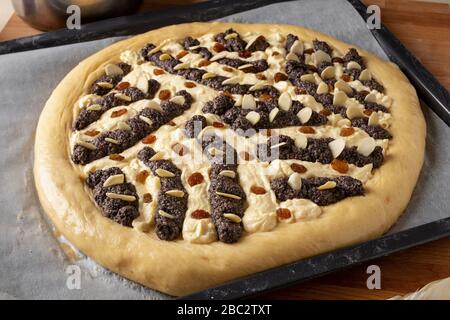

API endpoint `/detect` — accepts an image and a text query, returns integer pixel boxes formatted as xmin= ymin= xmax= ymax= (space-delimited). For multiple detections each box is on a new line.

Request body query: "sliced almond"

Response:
xmin=208 ymin=147 xmax=224 ymax=156
xmin=357 ymin=137 xmax=376 ymax=157
xmin=165 ymin=189 xmax=185 ymax=197
xmin=300 ymin=74 xmax=316 ymax=83
xmin=143 ymin=100 xmax=163 ymax=112
xmin=288 ymin=173 xmax=302 ymax=190
xmin=202 ymin=72 xmax=216 ymax=80
xmin=105 ymin=137 xmax=119 ymax=144
xmin=148 ymin=43 xmax=165 ymax=55
xmin=188 ymin=45 xmax=201 ymax=50
xmin=337 ymin=118 xmax=351 ymax=127
xmin=136 ymin=76 xmax=149 ymax=93
xmin=106 ymin=193 xmax=136 ymax=202
xmin=77 ymin=141 xmax=96 ymax=150
xmin=174 ymin=62 xmax=190 ymax=70
xmin=290 ymin=40 xmax=304 ymax=55
xmin=368 ymin=112 xmax=379 ymax=126
xmin=270 ymin=142 xmax=287 ymax=149
xmin=159 ymin=53 xmax=171 ymax=61
xmin=103 ymin=174 xmax=125 ymax=187
xmin=245 ymin=111 xmax=261 ymax=125
xmin=269 ymin=107 xmax=280 ymax=122
xmin=346 ymin=104 xmax=364 ymax=119
xmin=249 ymin=82 xmax=267 ymax=91
xmin=359 ymin=69 xmax=372 ymax=81
xmin=320 ymin=66 xmax=335 ymax=80
xmin=317 ymin=181 xmax=337 ymax=190
xmin=224 ymin=33 xmax=238 ymax=40
xmin=245 ymin=35 xmax=261 ymax=50
xmin=118 ymin=122 xmax=131 ymax=131
xmin=115 ymin=93 xmax=132 ymax=102
xmin=297 ymin=107 xmax=313 ymax=124
xmin=238 ymin=63 xmax=254 ymax=70
xmin=139 ymin=115 xmax=153 ymax=126
xmin=313 ymin=50 xmax=331 ymax=65
xmin=222 ymin=76 xmax=241 ymax=85
xmin=149 ymin=151 xmax=164 ymax=161
xmin=216 ymin=192 xmax=242 ymax=200
xmin=170 ymin=95 xmax=186 ymax=105
xmin=333 ymin=91 xmax=347 ymax=106
xmin=364 ymin=92 xmax=377 ymax=103
xmin=223 ymin=213 xmax=242 ymax=223
xmin=159 ymin=210 xmax=176 ymax=219
xmin=86 ymin=104 xmax=102 ymax=111
xmin=335 ymin=80 xmax=353 ymax=95
xmin=210 ymin=51 xmax=228 ymax=62
xmin=105 ymin=64 xmax=124 ymax=76
xmin=328 ymin=138 xmax=346 ymax=158
xmin=219 ymin=170 xmax=236 ymax=178
xmin=242 ymin=94 xmax=256 ymax=109
xmin=278 ymin=92 xmax=292 ymax=111
xmin=294 ymin=135 xmax=308 ymax=149
xmin=96 ymin=82 xmax=113 ymax=89
xmin=347 ymin=61 xmax=361 ymax=70
xmin=155 ymin=168 xmax=175 ymax=178
xmin=316 ymin=82 xmax=329 ymax=94
xmin=286 ymin=52 xmax=300 ymax=62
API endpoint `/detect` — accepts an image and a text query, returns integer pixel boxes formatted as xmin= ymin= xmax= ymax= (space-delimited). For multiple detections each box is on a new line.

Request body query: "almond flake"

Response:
xmin=347 ymin=61 xmax=361 ymax=70
xmin=208 ymin=147 xmax=223 ymax=156
xmin=320 ymin=66 xmax=335 ymax=80
xmin=202 ymin=72 xmax=216 ymax=80
xmin=105 ymin=64 xmax=124 ymax=76
xmin=170 ymin=95 xmax=186 ymax=105
xmin=249 ymin=83 xmax=267 ymax=91
xmin=290 ymin=40 xmax=304 ymax=55
xmin=288 ymin=173 xmax=302 ymax=190
xmin=278 ymin=92 xmax=292 ymax=111
xmin=242 ymin=94 xmax=256 ymax=109
xmin=158 ymin=210 xmax=175 ymax=219
xmin=148 ymin=43 xmax=165 ymax=55
xmin=316 ymin=82 xmax=329 ymax=94
xmin=224 ymin=33 xmax=238 ymax=40
xmin=297 ymin=107 xmax=313 ymax=124
xmin=165 ymin=190 xmax=185 ymax=197
xmin=149 ymin=152 xmax=164 ymax=161
xmin=286 ymin=52 xmax=299 ymax=62
xmin=96 ymin=82 xmax=113 ymax=89
xmin=105 ymin=137 xmax=119 ymax=144
xmin=106 ymin=193 xmax=136 ymax=202
xmin=210 ymin=51 xmax=228 ymax=62
xmin=357 ymin=137 xmax=377 ymax=157
xmin=222 ymin=77 xmax=241 ymax=85
xmin=317 ymin=181 xmax=337 ymax=190
xmin=334 ymin=80 xmax=353 ymax=94
xmin=333 ymin=91 xmax=347 ymax=106
xmin=368 ymin=112 xmax=379 ymax=126
xmin=174 ymin=62 xmax=190 ymax=70
xmin=87 ymin=104 xmax=102 ymax=111
xmin=346 ymin=104 xmax=364 ymax=119
xmin=216 ymin=192 xmax=242 ymax=200
xmin=245 ymin=35 xmax=261 ymax=50
xmin=118 ymin=122 xmax=131 ymax=131
xmin=269 ymin=107 xmax=279 ymax=122
xmin=313 ymin=50 xmax=331 ymax=65
xmin=188 ymin=45 xmax=201 ymax=50
xmin=159 ymin=53 xmax=171 ymax=61
xmin=364 ymin=92 xmax=377 ymax=103
xmin=328 ymin=138 xmax=346 ymax=158
xmin=155 ymin=168 xmax=175 ymax=178
xmin=136 ymin=76 xmax=149 ymax=93
xmin=103 ymin=174 xmax=124 ymax=187
xmin=238 ymin=63 xmax=254 ymax=70
xmin=115 ymin=93 xmax=132 ymax=102
xmin=219 ymin=170 xmax=236 ymax=178
xmin=270 ymin=142 xmax=287 ymax=149
xmin=223 ymin=213 xmax=242 ymax=223
xmin=143 ymin=100 xmax=163 ymax=112
xmin=245 ymin=111 xmax=261 ymax=125
xmin=77 ymin=141 xmax=96 ymax=150
xmin=139 ymin=115 xmax=153 ymax=126
xmin=337 ymin=118 xmax=351 ymax=127
xmin=359 ymin=69 xmax=372 ymax=81
xmin=300 ymin=74 xmax=316 ymax=83
xmin=294 ymin=135 xmax=308 ymax=149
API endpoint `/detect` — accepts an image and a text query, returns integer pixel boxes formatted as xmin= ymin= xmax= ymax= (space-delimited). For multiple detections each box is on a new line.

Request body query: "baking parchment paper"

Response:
xmin=0 ymin=0 xmax=448 ymax=299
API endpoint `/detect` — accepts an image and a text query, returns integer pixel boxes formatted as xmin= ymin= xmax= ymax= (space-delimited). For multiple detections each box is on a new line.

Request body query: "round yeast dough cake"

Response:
xmin=34 ymin=22 xmax=426 ymax=296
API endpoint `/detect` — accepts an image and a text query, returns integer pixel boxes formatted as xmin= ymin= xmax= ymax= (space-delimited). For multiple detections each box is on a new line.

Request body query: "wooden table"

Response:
xmin=1 ymin=0 xmax=449 ymax=299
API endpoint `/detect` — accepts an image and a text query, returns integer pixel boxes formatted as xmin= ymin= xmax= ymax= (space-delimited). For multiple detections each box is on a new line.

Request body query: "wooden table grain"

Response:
xmin=1 ymin=0 xmax=449 ymax=299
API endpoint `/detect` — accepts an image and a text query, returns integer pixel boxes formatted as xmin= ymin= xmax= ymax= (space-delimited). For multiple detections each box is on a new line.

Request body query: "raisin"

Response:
xmin=240 ymin=151 xmax=252 ymax=161
xmin=168 ymin=121 xmax=176 ymax=126
xmin=307 ymin=64 xmax=318 ymax=73
xmin=142 ymin=134 xmax=157 ymax=144
xmin=85 ymin=129 xmax=100 ymax=137
xmin=272 ymin=51 xmax=280 ymax=56
xmin=111 ymin=108 xmax=127 ymax=118
xmin=299 ymin=126 xmax=316 ymax=134
xmin=340 ymin=127 xmax=355 ymax=137
xmin=158 ymin=90 xmax=171 ymax=100
xmin=109 ymin=154 xmax=124 ymax=161
xmin=116 ymin=82 xmax=130 ymax=90
xmin=276 ymin=208 xmax=292 ymax=220
xmin=213 ymin=42 xmax=225 ymax=52
xmin=341 ymin=74 xmax=352 ymax=82
xmin=250 ymin=186 xmax=266 ymax=195
xmin=223 ymin=66 xmax=233 ymax=72
xmin=274 ymin=72 xmax=288 ymax=82
xmin=256 ymin=73 xmax=267 ymax=80
xmin=290 ymin=163 xmax=307 ymax=173
xmin=304 ymin=48 xmax=314 ymax=55
xmin=153 ymin=69 xmax=165 ymax=75
xmin=320 ymin=109 xmax=332 ymax=116
xmin=136 ymin=170 xmax=150 ymax=184
xmin=332 ymin=57 xmax=344 ymax=64
xmin=188 ymin=172 xmax=204 ymax=187
xmin=239 ymin=50 xmax=252 ymax=58
xmin=213 ymin=121 xmax=225 ymax=128
xmin=172 ymin=143 xmax=188 ymax=156
xmin=363 ymin=109 xmax=374 ymax=116
xmin=176 ymin=50 xmax=188 ymax=59
xmin=331 ymin=159 xmax=349 ymax=174
xmin=185 ymin=82 xmax=196 ymax=88
xmin=259 ymin=94 xmax=272 ymax=101
xmin=191 ymin=209 xmax=210 ymax=219
xmin=198 ymin=60 xmax=212 ymax=67
xmin=143 ymin=193 xmax=153 ymax=203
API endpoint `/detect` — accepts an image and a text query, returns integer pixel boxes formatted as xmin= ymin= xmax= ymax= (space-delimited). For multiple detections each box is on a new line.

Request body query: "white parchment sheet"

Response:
xmin=0 ymin=0 xmax=448 ymax=299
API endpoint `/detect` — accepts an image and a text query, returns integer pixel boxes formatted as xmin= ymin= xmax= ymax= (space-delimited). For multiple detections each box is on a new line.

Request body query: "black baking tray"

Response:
xmin=2 ymin=0 xmax=449 ymax=299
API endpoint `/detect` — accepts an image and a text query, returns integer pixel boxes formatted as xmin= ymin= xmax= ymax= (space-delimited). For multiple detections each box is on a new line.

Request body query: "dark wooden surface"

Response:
xmin=1 ymin=0 xmax=449 ymax=299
